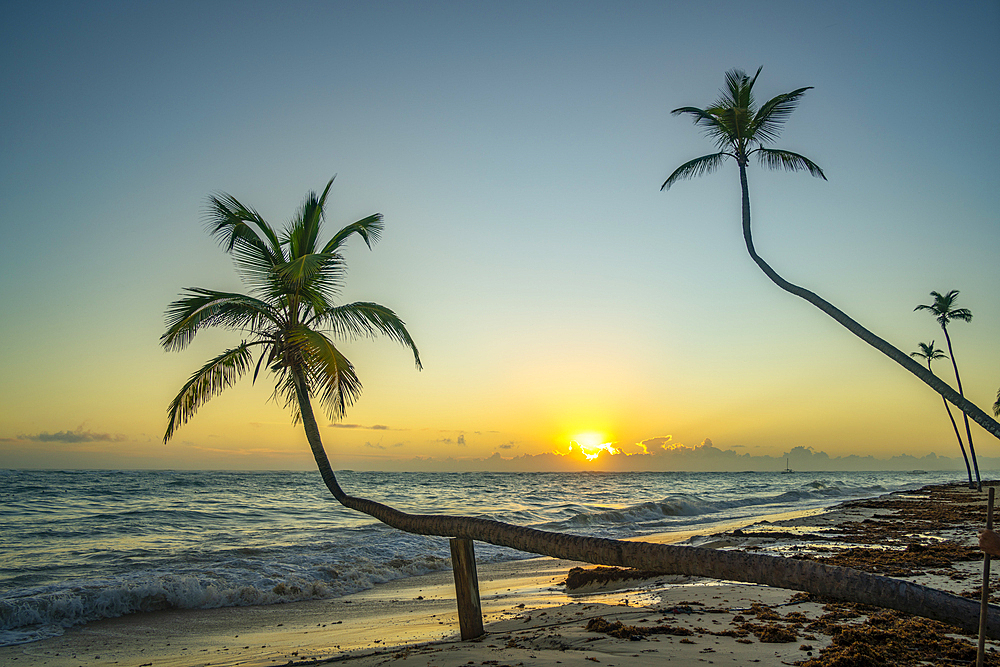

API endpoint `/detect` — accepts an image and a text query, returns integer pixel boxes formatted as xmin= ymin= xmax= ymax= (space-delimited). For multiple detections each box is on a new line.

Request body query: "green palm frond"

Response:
xmin=205 ymin=193 xmax=283 ymax=260
xmin=755 ymin=148 xmax=827 ymax=179
xmin=161 ymin=289 xmax=277 ymax=351
xmin=285 ymin=178 xmax=334 ymax=259
xmin=277 ymin=252 xmax=346 ymax=294
xmin=750 ymin=87 xmax=812 ymax=144
xmin=661 ymin=153 xmax=729 ymax=191
xmin=286 ymin=326 xmax=364 ymax=421
xmin=313 ymin=302 xmax=423 ymax=369
xmin=322 ymin=214 xmax=385 ymax=253
xmin=163 ymin=343 xmax=255 ymax=442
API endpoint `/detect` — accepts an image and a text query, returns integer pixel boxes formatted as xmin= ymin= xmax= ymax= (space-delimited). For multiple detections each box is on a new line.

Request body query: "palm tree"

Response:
xmin=661 ymin=68 xmax=1000 ymax=443
xmin=160 ymin=179 xmax=998 ymax=637
xmin=915 ymin=291 xmax=980 ymax=490
xmin=162 ymin=177 xmax=422 ymax=453
xmin=911 ymin=341 xmax=973 ymax=488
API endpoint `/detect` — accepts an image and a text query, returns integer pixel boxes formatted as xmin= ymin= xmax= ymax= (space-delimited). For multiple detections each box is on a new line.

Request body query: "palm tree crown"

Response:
xmin=662 ymin=67 xmax=826 ymax=191
xmin=910 ymin=341 xmax=947 ymax=365
xmin=162 ymin=178 xmax=421 ymax=442
xmin=914 ymin=290 xmax=972 ymax=329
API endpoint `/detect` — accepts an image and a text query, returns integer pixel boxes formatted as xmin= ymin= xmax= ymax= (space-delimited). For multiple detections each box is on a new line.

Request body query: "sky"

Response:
xmin=0 ymin=0 xmax=997 ymax=472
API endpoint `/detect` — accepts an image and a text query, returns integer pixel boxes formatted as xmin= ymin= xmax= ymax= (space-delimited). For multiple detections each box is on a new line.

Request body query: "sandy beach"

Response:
xmin=4 ymin=482 xmax=999 ymax=666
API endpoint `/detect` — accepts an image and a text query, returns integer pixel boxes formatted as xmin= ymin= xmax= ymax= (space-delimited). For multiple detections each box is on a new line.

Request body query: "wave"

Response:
xmin=540 ymin=480 xmax=891 ymax=534
xmin=0 ymin=548 xmax=453 ymax=647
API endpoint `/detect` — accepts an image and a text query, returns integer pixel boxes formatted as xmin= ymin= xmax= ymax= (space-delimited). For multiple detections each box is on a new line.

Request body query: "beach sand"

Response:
xmin=4 ymin=482 xmax=999 ymax=666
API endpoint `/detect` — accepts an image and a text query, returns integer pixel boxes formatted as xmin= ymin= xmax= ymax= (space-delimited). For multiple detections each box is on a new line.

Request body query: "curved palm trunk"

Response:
xmin=942 ymin=327 xmax=981 ymax=491
xmin=290 ymin=370 xmax=999 ymax=637
xmin=736 ymin=165 xmax=1000 ymax=444
xmin=928 ymin=360 xmax=975 ymax=489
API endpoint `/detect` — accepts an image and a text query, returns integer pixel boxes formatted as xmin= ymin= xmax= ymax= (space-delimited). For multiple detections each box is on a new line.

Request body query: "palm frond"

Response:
xmin=911 ymin=341 xmax=946 ymax=363
xmin=205 ymin=193 xmax=283 ymax=260
xmin=994 ymin=387 xmax=999 ymax=417
xmin=161 ymin=289 xmax=277 ymax=351
xmin=947 ymin=308 xmax=972 ymax=323
xmin=286 ymin=327 xmax=363 ymax=421
xmin=754 ymin=148 xmax=827 ymax=179
xmin=750 ymin=86 xmax=812 ymax=144
xmin=286 ymin=179 xmax=334 ymax=259
xmin=322 ymin=214 xmax=385 ymax=253
xmin=163 ymin=343 xmax=255 ymax=442
xmin=661 ymin=153 xmax=730 ymax=190
xmin=916 ymin=290 xmax=972 ymax=326
xmin=313 ymin=302 xmax=422 ymax=369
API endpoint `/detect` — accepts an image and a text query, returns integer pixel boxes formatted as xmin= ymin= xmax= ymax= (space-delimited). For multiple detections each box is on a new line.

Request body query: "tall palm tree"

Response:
xmin=161 ymin=179 xmax=998 ymax=636
xmin=915 ymin=290 xmax=980 ymax=490
xmin=911 ymin=341 xmax=972 ymax=488
xmin=661 ymin=68 xmax=1000 ymax=443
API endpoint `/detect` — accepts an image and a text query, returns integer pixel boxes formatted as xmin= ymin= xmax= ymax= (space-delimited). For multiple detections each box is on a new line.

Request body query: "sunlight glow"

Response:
xmin=569 ymin=432 xmax=621 ymax=461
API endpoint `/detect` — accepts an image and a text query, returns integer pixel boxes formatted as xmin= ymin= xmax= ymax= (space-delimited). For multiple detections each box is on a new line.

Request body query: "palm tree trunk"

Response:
xmin=942 ymin=327 xmax=981 ymax=491
xmin=926 ymin=359 xmax=974 ymax=488
xmin=736 ymin=164 xmax=1000 ymax=443
xmin=289 ymin=367 xmax=998 ymax=636
xmin=943 ymin=394 xmax=974 ymax=489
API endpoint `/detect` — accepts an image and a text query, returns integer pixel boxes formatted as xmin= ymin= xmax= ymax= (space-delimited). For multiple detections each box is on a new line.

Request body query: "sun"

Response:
xmin=569 ymin=432 xmax=620 ymax=461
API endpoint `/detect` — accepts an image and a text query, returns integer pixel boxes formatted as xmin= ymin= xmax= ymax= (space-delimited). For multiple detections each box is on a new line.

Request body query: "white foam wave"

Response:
xmin=0 ymin=550 xmax=452 ymax=646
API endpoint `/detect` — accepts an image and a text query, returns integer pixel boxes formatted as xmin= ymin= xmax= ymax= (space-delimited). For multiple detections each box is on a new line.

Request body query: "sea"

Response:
xmin=0 ymin=468 xmax=967 ymax=646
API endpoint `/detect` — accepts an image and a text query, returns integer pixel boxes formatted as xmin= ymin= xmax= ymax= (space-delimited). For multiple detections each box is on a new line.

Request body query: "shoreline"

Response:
xmin=3 ymin=482 xmax=997 ymax=665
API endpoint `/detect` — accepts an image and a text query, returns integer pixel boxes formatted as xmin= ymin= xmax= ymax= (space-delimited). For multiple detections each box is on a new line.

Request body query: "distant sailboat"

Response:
xmin=782 ymin=457 xmax=793 ymax=474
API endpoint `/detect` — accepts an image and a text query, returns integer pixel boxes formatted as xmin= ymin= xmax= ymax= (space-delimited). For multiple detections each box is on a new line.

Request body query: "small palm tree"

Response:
xmin=911 ymin=341 xmax=972 ymax=488
xmin=661 ymin=68 xmax=1000 ymax=444
xmin=162 ymin=178 xmax=422 ymax=489
xmin=915 ymin=290 xmax=980 ymax=490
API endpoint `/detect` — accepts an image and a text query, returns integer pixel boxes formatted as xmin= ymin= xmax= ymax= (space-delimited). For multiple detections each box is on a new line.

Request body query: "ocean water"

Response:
xmin=0 ymin=468 xmax=964 ymax=646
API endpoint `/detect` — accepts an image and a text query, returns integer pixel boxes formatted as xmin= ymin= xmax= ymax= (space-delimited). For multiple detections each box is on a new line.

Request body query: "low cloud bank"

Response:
xmin=17 ymin=428 xmax=126 ymax=443
xmin=355 ymin=440 xmax=992 ymax=473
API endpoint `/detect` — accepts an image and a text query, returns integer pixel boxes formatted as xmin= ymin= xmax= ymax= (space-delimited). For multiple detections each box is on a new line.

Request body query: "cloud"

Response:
xmin=18 ymin=428 xmax=126 ymax=443
xmin=457 ymin=434 xmax=466 ymax=446
xmin=350 ymin=435 xmax=983 ymax=473
xmin=330 ymin=423 xmax=391 ymax=430
xmin=365 ymin=441 xmax=405 ymax=450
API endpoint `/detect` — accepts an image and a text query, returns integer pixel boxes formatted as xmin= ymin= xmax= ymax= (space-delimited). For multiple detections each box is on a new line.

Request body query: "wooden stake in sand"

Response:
xmin=978 ymin=485 xmax=994 ymax=667
xmin=450 ymin=538 xmax=485 ymax=640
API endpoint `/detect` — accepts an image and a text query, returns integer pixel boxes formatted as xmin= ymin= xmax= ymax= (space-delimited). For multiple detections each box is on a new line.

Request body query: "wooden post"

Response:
xmin=450 ymin=537 xmax=485 ymax=640
xmin=978 ymin=486 xmax=995 ymax=667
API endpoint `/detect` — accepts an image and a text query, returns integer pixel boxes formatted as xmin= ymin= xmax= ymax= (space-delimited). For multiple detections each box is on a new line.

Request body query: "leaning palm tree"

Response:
xmin=916 ymin=290 xmax=980 ymax=490
xmin=162 ymin=179 xmax=998 ymax=637
xmin=911 ymin=341 xmax=973 ymax=488
xmin=661 ymin=68 xmax=1000 ymax=442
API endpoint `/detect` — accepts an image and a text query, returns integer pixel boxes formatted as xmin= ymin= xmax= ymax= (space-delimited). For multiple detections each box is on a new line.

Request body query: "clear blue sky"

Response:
xmin=1 ymin=0 xmax=997 ymax=470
